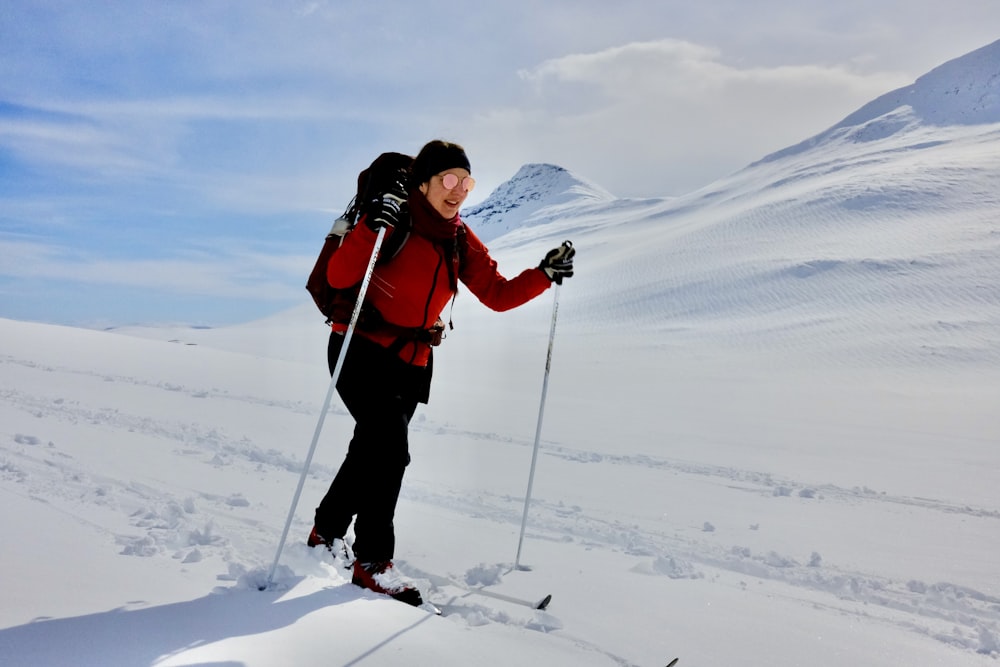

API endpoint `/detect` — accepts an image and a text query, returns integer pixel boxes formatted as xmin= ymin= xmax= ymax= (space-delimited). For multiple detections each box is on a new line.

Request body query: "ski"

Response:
xmin=351 ymin=582 xmax=442 ymax=615
xmin=312 ymin=546 xmax=550 ymax=614
xmin=469 ymin=587 xmax=552 ymax=610
xmin=666 ymin=659 xmax=679 ymax=666
xmin=421 ymin=572 xmax=552 ymax=610
xmin=419 ymin=601 xmax=443 ymax=616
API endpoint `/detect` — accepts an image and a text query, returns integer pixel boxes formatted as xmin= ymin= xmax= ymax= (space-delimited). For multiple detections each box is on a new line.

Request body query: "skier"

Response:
xmin=308 ymin=140 xmax=575 ymax=605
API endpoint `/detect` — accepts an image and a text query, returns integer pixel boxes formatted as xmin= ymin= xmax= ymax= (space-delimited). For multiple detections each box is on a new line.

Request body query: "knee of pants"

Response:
xmin=351 ymin=424 xmax=410 ymax=469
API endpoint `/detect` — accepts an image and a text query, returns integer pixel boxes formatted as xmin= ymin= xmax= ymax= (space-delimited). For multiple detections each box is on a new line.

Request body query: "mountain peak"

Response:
xmin=758 ymin=39 xmax=1000 ymax=163
xmin=462 ymin=163 xmax=614 ymax=241
xmin=857 ymin=38 xmax=1000 ymax=126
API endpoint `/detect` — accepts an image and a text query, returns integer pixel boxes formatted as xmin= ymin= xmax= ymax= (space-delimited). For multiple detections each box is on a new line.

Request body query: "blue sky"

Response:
xmin=1 ymin=1 xmax=997 ymax=327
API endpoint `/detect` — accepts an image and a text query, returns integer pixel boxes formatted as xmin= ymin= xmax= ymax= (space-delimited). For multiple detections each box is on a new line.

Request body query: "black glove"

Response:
xmin=539 ymin=241 xmax=575 ymax=284
xmin=365 ymin=174 xmax=409 ymax=231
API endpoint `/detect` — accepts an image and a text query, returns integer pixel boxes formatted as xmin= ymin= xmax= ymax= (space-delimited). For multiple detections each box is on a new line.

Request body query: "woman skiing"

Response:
xmin=308 ymin=140 xmax=575 ymax=606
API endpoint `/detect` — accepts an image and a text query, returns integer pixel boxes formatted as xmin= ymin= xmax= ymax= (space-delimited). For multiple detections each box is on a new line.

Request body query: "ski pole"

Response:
xmin=514 ymin=275 xmax=563 ymax=570
xmin=262 ymin=225 xmax=387 ymax=591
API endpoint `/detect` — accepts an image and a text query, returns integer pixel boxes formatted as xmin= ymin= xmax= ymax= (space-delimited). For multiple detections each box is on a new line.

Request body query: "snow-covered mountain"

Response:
xmin=451 ymin=39 xmax=1000 ymax=368
xmin=462 ymin=163 xmax=619 ymax=241
xmin=759 ymin=37 xmax=1000 ymax=162
xmin=3 ymin=42 xmax=1000 ymax=667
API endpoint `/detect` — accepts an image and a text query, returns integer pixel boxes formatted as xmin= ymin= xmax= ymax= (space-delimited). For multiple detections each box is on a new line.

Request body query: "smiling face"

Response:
xmin=419 ymin=168 xmax=472 ymax=219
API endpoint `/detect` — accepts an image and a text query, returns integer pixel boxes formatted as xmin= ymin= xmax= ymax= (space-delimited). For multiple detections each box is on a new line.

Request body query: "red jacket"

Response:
xmin=327 ymin=220 xmax=552 ymax=366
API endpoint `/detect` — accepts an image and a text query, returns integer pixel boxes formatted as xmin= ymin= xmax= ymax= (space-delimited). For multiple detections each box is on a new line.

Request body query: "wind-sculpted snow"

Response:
xmin=2 ymin=317 xmax=999 ymax=664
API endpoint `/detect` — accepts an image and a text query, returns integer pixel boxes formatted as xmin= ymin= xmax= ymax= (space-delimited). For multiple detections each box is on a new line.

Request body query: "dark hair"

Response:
xmin=410 ymin=140 xmax=471 ymax=186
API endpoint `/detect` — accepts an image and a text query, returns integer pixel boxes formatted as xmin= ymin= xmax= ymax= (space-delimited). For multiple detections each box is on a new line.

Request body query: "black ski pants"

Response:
xmin=313 ymin=332 xmax=430 ymax=563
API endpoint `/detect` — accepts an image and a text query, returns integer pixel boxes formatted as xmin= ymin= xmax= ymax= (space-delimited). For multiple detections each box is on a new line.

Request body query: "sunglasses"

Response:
xmin=439 ymin=172 xmax=476 ymax=192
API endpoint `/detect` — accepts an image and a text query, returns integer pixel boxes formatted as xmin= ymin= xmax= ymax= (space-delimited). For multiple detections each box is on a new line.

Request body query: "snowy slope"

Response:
xmin=759 ymin=37 xmax=1000 ymax=160
xmin=3 ymin=42 xmax=1000 ymax=667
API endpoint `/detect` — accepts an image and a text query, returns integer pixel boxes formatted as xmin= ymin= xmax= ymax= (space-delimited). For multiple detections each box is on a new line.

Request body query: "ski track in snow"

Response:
xmin=3 ymin=348 xmax=998 ymax=657
xmin=401 ymin=432 xmax=1000 ymax=656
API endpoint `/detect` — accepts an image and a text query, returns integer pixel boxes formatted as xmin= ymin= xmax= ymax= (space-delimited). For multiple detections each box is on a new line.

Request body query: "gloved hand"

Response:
xmin=539 ymin=241 xmax=575 ymax=284
xmin=367 ymin=193 xmax=406 ymax=231
xmin=366 ymin=174 xmax=409 ymax=231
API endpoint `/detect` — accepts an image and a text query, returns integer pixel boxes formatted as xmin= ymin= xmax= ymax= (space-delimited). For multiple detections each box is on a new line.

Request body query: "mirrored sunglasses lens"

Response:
xmin=441 ymin=173 xmax=475 ymax=191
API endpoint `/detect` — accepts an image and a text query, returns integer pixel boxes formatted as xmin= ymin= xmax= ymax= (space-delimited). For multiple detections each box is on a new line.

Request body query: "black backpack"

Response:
xmin=306 ymin=152 xmax=414 ymax=325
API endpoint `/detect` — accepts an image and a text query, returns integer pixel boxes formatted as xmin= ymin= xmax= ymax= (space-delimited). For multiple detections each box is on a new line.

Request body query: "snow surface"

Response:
xmin=2 ymin=43 xmax=1000 ymax=667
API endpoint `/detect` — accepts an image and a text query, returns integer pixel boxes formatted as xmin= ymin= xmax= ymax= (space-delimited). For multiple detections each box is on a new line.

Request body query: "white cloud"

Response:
xmin=0 ymin=116 xmax=161 ymax=175
xmin=468 ymin=39 xmax=912 ymax=197
xmin=32 ymin=95 xmax=339 ymax=122
xmin=519 ymin=39 xmax=724 ymax=92
xmin=0 ymin=238 xmax=304 ymax=301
